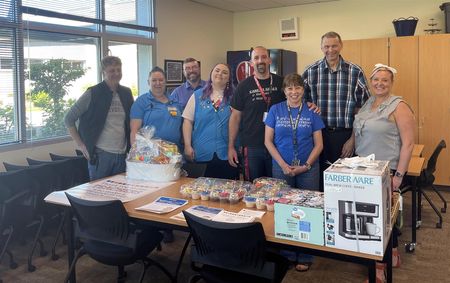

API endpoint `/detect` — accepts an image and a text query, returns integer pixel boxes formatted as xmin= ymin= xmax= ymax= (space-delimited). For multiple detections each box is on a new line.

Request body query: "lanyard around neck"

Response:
xmin=287 ymin=102 xmax=303 ymax=131
xmin=287 ymin=102 xmax=303 ymax=163
xmin=254 ymin=75 xmax=272 ymax=108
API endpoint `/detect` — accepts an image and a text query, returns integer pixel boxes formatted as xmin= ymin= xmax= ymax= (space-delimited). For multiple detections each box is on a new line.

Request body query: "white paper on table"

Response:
xmin=238 ymin=208 xmax=266 ymax=219
xmin=211 ymin=210 xmax=255 ymax=223
xmin=44 ymin=175 xmax=174 ymax=205
xmin=135 ymin=196 xmax=188 ymax=214
xmin=170 ymin=205 xmax=223 ymax=221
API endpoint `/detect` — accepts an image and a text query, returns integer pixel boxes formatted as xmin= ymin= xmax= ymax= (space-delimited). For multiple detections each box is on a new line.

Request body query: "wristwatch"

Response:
xmin=395 ymin=171 xmax=404 ymax=178
xmin=304 ymin=162 xmax=312 ymax=171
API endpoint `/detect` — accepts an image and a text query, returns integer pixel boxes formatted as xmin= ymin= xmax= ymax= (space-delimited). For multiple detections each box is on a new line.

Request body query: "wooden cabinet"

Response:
xmin=389 ymin=36 xmax=419 ymax=143
xmin=343 ymin=34 xmax=450 ymax=185
xmin=418 ymin=34 xmax=450 ymax=185
xmin=342 ymin=38 xmax=388 ymax=78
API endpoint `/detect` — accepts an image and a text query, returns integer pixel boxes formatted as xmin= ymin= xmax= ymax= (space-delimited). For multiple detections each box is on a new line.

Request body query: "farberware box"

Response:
xmin=323 ymin=159 xmax=391 ymax=256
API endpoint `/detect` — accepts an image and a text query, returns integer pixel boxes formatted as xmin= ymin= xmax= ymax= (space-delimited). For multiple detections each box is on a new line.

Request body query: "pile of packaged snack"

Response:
xmin=243 ymin=177 xmax=290 ymax=211
xmin=180 ymin=177 xmax=253 ymax=204
xmin=127 ymin=126 xmax=182 ymax=165
xmin=276 ymin=189 xmax=324 ymax=209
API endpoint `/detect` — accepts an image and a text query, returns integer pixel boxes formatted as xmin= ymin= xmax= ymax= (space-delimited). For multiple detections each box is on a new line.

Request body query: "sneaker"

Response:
xmin=163 ymin=230 xmax=174 ymax=243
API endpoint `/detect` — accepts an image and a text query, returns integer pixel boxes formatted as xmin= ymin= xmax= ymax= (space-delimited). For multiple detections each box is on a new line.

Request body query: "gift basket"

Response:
xmin=126 ymin=127 xmax=182 ymax=182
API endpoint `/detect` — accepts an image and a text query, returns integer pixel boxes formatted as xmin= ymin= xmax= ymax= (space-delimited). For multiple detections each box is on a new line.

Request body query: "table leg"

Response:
xmin=174 ymin=234 xmax=191 ymax=283
xmin=405 ymin=178 xmax=418 ymax=253
xmin=368 ymin=260 xmax=376 ymax=283
xmin=385 ymin=232 xmax=393 ymax=283
xmin=66 ymin=209 xmax=76 ymax=283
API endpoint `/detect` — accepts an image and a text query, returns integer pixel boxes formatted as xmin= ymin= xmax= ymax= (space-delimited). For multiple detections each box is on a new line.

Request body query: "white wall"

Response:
xmin=155 ymin=0 xmax=234 ymax=80
xmin=233 ymin=0 xmax=446 ymax=71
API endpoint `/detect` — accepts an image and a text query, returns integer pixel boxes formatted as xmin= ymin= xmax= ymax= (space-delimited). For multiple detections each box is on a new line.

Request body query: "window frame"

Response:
xmin=0 ymin=0 xmax=156 ymax=151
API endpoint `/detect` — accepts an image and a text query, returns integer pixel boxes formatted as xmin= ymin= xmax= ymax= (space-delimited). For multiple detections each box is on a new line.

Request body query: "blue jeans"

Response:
xmin=88 ymin=149 xmax=127 ymax=181
xmin=280 ymin=250 xmax=314 ymax=264
xmin=241 ymin=146 xmax=272 ymax=182
xmin=272 ymin=160 xmax=320 ymax=191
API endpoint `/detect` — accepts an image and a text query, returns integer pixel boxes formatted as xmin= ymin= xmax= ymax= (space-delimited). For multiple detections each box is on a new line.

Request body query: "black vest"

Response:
xmin=78 ymin=81 xmax=134 ymax=159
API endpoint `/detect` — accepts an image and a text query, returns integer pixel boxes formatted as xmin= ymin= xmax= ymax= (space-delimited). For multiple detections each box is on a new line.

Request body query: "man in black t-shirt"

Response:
xmin=228 ymin=46 xmax=285 ymax=181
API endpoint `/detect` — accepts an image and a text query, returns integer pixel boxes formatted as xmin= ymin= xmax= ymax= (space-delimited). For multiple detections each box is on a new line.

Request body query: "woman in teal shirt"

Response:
xmin=182 ymin=63 xmax=238 ymax=179
xmin=130 ymin=67 xmax=183 ymax=149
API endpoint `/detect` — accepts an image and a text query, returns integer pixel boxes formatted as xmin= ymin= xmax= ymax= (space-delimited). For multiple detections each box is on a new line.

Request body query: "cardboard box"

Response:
xmin=274 ymin=190 xmax=324 ymax=246
xmin=323 ymin=160 xmax=391 ymax=256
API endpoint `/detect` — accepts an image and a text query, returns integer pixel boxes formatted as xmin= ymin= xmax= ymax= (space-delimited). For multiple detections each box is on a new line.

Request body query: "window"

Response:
xmin=0 ymin=0 xmax=156 ymax=146
xmin=24 ymin=31 xmax=99 ymax=140
xmin=0 ymin=1 xmax=21 ymax=145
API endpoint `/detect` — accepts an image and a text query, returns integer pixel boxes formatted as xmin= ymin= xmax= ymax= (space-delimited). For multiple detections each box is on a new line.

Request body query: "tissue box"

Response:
xmin=323 ymin=160 xmax=391 ymax=256
xmin=274 ymin=190 xmax=324 ymax=246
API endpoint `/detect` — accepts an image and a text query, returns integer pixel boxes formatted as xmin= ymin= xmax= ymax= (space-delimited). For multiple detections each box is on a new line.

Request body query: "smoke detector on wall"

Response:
xmin=279 ymin=17 xmax=298 ymax=40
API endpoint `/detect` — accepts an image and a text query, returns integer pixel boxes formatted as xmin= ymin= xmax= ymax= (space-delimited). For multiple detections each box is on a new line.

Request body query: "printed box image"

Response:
xmin=274 ymin=190 xmax=324 ymax=246
xmin=324 ymin=160 xmax=392 ymax=256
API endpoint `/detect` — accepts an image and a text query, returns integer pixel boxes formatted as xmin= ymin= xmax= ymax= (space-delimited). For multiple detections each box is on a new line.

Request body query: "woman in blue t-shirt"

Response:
xmin=265 ymin=73 xmax=324 ymax=190
xmin=265 ymin=73 xmax=324 ymax=272
xmin=130 ymin=66 xmax=183 ymax=149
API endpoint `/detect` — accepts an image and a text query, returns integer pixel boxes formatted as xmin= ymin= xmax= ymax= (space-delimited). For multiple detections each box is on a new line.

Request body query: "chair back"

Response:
xmin=421 ymin=140 xmax=446 ymax=185
xmin=49 ymin=153 xmax=89 ymax=185
xmin=3 ymin=162 xmax=29 ymax=171
xmin=182 ymin=163 xmax=207 ymax=178
xmin=0 ymin=170 xmax=35 ymax=227
xmin=183 ymin=211 xmax=271 ymax=277
xmin=65 ymin=193 xmax=130 ymax=245
xmin=426 ymin=140 xmax=446 ymax=174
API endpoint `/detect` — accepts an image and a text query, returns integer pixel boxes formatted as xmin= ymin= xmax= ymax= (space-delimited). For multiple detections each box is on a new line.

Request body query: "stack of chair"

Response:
xmin=26 ymin=153 xmax=89 ymax=260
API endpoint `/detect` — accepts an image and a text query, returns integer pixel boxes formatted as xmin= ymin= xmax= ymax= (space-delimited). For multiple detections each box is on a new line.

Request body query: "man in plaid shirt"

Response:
xmin=302 ymin=31 xmax=370 ymax=189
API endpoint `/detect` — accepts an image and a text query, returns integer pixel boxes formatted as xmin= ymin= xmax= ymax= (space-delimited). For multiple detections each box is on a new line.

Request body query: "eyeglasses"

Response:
xmin=184 ymin=66 xmax=199 ymax=71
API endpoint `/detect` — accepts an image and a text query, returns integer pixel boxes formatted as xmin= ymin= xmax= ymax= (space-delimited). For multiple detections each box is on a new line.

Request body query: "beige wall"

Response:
xmin=0 ymin=141 xmax=77 ymax=171
xmin=233 ymin=0 xmax=445 ymax=71
xmin=155 ymin=0 xmax=234 ymax=80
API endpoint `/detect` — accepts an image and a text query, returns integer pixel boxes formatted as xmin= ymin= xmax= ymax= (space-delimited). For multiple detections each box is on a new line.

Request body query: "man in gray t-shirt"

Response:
xmin=64 ymin=56 xmax=134 ymax=180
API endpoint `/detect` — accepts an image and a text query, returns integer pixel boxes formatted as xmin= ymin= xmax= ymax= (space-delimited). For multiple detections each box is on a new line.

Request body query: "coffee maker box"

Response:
xmin=274 ymin=190 xmax=325 ymax=246
xmin=323 ymin=160 xmax=391 ymax=256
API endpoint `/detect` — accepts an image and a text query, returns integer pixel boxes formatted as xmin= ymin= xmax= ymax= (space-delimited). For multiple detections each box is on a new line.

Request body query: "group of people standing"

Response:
xmin=65 ymin=31 xmax=414 ymax=277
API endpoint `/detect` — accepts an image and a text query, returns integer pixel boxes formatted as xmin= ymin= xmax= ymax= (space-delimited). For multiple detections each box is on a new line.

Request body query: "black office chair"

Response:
xmin=64 ymin=193 xmax=174 ymax=283
xmin=49 ymin=153 xmax=90 ymax=186
xmin=182 ymin=162 xmax=207 ymax=178
xmin=183 ymin=211 xmax=289 ymax=283
xmin=0 ymin=189 xmax=31 ymax=281
xmin=0 ymin=169 xmax=44 ymax=272
xmin=24 ymin=158 xmax=80 ymax=260
xmin=417 ymin=140 xmax=447 ymax=228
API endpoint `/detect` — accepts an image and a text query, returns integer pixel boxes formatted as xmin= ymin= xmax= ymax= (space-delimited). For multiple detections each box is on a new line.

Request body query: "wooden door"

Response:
xmin=418 ymin=34 xmax=450 ymax=185
xmin=389 ymin=36 xmax=419 ymax=143
xmin=341 ymin=39 xmax=361 ymax=66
